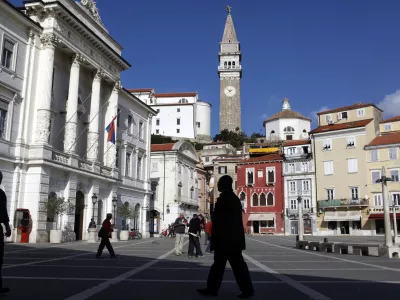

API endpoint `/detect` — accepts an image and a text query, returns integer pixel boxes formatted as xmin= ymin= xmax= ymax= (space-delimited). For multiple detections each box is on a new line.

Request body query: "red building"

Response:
xmin=237 ymin=154 xmax=284 ymax=234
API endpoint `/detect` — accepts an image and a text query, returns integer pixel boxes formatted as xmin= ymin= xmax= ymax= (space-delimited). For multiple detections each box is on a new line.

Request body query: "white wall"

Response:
xmin=265 ymin=118 xmax=311 ymax=140
xmin=153 ymin=105 xmax=195 ymax=139
xmin=196 ymin=101 xmax=211 ymax=137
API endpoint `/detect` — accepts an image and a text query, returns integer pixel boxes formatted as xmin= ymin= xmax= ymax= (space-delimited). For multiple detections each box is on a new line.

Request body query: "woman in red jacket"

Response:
xmin=96 ymin=213 xmax=117 ymax=258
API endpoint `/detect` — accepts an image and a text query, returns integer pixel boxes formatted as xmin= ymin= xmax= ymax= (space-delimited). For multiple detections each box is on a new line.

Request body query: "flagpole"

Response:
xmin=55 ymin=92 xmax=92 ymax=139
xmin=65 ymin=98 xmax=114 ymax=153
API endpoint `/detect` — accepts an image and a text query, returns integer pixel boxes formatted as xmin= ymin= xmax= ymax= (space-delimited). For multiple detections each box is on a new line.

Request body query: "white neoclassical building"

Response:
xmin=263 ymin=98 xmax=311 ymax=141
xmin=0 ymin=0 xmax=156 ymax=242
xmin=150 ymin=141 xmax=200 ymax=234
xmin=129 ymin=89 xmax=212 ymax=143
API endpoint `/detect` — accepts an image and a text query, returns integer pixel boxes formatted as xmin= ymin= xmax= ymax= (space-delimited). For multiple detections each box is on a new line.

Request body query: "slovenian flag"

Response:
xmin=106 ymin=116 xmax=117 ymax=144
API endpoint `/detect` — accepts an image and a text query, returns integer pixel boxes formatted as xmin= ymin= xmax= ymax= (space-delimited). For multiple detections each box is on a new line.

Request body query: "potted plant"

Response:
xmin=118 ymin=202 xmax=136 ymax=241
xmin=42 ymin=196 xmax=74 ymax=243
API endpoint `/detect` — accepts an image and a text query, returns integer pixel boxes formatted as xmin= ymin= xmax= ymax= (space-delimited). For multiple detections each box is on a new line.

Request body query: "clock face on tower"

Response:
xmin=224 ymin=86 xmax=236 ymax=97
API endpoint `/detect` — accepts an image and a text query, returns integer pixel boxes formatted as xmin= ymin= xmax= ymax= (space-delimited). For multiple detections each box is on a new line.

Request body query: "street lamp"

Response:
xmin=376 ymin=166 xmax=392 ymax=247
xmin=91 ymin=193 xmax=98 ymax=224
xmin=112 ymin=197 xmax=118 ymax=226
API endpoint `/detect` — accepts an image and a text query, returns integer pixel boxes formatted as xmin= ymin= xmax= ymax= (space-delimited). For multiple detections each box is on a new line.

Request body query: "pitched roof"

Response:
xmin=283 ymin=139 xmax=311 ymax=147
xmin=239 ymin=154 xmax=283 ymax=164
xmin=309 ymin=119 xmax=373 ymax=135
xmin=151 ymin=143 xmax=176 ymax=152
xmin=153 ymin=92 xmax=197 ymax=98
xmin=380 ymin=116 xmax=400 ymax=124
xmin=366 ymin=132 xmax=400 ymax=147
xmin=264 ymin=110 xmax=311 ymax=125
xmin=127 ymin=88 xmax=154 ymax=93
xmin=317 ymin=103 xmax=383 ymax=115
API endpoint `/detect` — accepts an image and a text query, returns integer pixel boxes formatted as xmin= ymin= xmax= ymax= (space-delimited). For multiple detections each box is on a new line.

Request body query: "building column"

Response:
xmin=35 ymin=34 xmax=59 ymax=144
xmin=104 ymin=82 xmax=121 ymax=167
xmin=63 ymin=54 xmax=82 ymax=154
xmin=87 ymin=70 xmax=103 ymax=162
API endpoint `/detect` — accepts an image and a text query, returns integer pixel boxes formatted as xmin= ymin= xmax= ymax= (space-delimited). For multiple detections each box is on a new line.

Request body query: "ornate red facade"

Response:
xmin=237 ymin=154 xmax=284 ymax=234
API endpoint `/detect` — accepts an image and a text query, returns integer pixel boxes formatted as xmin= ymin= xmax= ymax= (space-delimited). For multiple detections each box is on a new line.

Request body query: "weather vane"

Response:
xmin=226 ymin=5 xmax=231 ymax=15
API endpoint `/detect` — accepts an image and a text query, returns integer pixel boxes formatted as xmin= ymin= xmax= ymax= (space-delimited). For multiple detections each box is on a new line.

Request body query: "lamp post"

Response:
xmin=91 ymin=193 xmax=98 ymax=223
xmin=112 ymin=197 xmax=117 ymax=226
xmin=376 ymin=166 xmax=392 ymax=247
xmin=393 ymin=203 xmax=398 ymax=244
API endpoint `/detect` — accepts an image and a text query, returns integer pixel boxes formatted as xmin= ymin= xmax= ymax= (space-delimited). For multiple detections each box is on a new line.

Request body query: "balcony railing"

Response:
xmin=175 ymin=195 xmax=199 ymax=207
xmin=285 ymin=153 xmax=312 ymax=160
xmin=318 ymin=198 xmax=369 ymax=209
xmin=286 ymin=208 xmax=313 ymax=215
xmin=218 ymin=65 xmax=242 ymax=71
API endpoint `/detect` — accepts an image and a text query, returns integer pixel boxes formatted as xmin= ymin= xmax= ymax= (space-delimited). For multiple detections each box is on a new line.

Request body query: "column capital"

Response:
xmin=70 ymin=54 xmax=84 ymax=67
xmin=112 ymin=81 xmax=122 ymax=93
xmin=40 ymin=33 xmax=59 ymax=49
xmin=94 ymin=69 xmax=105 ymax=81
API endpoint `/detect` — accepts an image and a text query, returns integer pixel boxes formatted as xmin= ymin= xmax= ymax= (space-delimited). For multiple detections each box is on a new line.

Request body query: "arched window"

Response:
xmin=284 ymin=126 xmax=295 ymax=133
xmin=239 ymin=192 xmax=246 ymax=201
xmin=190 ymin=186 xmax=194 ymax=199
xmin=271 ymin=130 xmax=275 ymax=134
xmin=252 ymin=193 xmax=259 ymax=206
xmin=259 ymin=193 xmax=266 ymax=206
xmin=178 ymin=98 xmax=188 ymax=104
xmin=267 ymin=193 xmax=274 ymax=206
xmin=232 ymin=61 xmax=236 ymax=67
xmin=224 ymin=61 xmax=227 ymax=67
xmin=267 ymin=168 xmax=275 ymax=184
xmin=228 ymin=61 xmax=231 ymax=68
xmin=134 ymin=203 xmax=140 ymax=230
xmin=303 ymin=129 xmax=307 ymax=133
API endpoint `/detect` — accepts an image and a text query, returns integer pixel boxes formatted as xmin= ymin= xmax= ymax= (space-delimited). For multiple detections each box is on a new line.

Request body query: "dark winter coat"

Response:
xmin=210 ymin=189 xmax=245 ymax=252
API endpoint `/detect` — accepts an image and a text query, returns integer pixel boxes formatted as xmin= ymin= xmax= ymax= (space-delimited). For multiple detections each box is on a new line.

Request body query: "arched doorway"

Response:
xmin=133 ymin=204 xmax=140 ymax=230
xmin=149 ymin=210 xmax=160 ymax=236
xmin=97 ymin=199 xmax=103 ymax=226
xmin=74 ymin=191 xmax=85 ymax=240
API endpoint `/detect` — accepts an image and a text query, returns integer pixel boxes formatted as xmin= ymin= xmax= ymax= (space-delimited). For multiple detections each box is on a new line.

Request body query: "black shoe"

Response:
xmin=238 ymin=292 xmax=254 ymax=299
xmin=197 ymin=288 xmax=218 ymax=297
xmin=0 ymin=288 xmax=10 ymax=294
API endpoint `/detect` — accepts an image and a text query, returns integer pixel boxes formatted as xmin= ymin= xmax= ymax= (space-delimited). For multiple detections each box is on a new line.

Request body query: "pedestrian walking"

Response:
xmin=204 ymin=219 xmax=212 ymax=254
xmin=0 ymin=171 xmax=10 ymax=294
xmin=188 ymin=214 xmax=203 ymax=258
xmin=197 ymin=175 xmax=254 ymax=299
xmin=96 ymin=213 xmax=117 ymax=259
xmin=174 ymin=213 xmax=186 ymax=255
xmin=203 ymin=218 xmax=209 ymax=245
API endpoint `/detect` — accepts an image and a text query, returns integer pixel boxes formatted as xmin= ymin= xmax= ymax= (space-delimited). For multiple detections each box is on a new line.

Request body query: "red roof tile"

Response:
xmin=366 ymin=132 xmax=400 ymax=147
xmin=380 ymin=116 xmax=400 ymax=124
xmin=309 ymin=119 xmax=373 ymax=134
xmin=154 ymin=92 xmax=197 ymax=98
xmin=283 ymin=139 xmax=311 ymax=147
xmin=317 ymin=103 xmax=382 ymax=115
xmin=151 ymin=143 xmax=175 ymax=152
xmin=239 ymin=154 xmax=283 ymax=164
xmin=127 ymin=88 xmax=154 ymax=93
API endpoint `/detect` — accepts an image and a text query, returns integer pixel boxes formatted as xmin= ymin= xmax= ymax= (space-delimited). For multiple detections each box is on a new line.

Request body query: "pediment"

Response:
xmin=173 ymin=141 xmax=198 ymax=162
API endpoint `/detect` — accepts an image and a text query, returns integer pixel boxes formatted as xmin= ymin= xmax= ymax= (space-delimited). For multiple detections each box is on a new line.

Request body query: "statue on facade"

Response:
xmin=226 ymin=5 xmax=232 ymax=14
xmin=80 ymin=0 xmax=102 ymax=23
xmin=88 ymin=218 xmax=96 ymax=229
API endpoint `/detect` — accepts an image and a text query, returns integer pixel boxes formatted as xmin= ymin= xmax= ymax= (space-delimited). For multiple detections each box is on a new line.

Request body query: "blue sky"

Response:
xmin=11 ymin=0 xmax=400 ymax=136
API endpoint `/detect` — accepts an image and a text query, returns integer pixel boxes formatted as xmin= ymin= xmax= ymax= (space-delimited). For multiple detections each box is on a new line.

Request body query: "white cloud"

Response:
xmin=378 ymin=90 xmax=400 ymax=118
xmin=309 ymin=106 xmax=329 ymax=123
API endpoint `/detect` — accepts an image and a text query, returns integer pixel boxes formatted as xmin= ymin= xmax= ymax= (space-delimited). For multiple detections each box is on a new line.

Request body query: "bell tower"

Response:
xmin=219 ymin=5 xmax=242 ymax=132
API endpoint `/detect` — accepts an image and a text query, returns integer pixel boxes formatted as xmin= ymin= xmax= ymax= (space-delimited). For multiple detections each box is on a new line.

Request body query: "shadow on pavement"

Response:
xmin=2 ymin=238 xmax=400 ymax=300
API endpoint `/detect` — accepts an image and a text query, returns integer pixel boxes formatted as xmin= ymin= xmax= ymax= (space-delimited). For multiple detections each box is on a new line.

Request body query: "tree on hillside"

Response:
xmin=151 ymin=134 xmax=176 ymax=144
xmin=213 ymin=129 xmax=247 ymax=149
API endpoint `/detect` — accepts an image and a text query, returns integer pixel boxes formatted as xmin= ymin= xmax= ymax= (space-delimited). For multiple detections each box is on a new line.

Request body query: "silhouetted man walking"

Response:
xmin=198 ymin=175 xmax=254 ymax=299
xmin=0 ymin=171 xmax=11 ymax=294
xmin=96 ymin=213 xmax=117 ymax=258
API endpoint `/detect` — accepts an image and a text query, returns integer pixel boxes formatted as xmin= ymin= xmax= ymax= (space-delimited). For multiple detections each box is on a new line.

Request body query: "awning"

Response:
xmin=324 ymin=211 xmax=362 ymax=221
xmin=369 ymin=213 xmax=399 ymax=219
xmin=248 ymin=213 xmax=275 ymax=221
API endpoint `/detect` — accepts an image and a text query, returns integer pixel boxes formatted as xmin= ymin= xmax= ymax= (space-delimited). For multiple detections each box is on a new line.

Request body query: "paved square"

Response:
xmin=2 ymin=236 xmax=400 ymax=299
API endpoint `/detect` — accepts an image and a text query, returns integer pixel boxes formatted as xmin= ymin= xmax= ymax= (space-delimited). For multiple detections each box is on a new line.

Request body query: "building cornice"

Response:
xmin=1 ymin=1 xmax=42 ymax=32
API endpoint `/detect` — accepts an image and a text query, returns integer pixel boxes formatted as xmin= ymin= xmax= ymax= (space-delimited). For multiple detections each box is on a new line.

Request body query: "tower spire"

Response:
xmin=222 ymin=5 xmax=238 ymax=44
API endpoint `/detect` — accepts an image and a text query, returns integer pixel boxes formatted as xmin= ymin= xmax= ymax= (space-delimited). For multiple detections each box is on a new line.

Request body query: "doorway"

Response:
xmin=290 ymin=220 xmax=298 ymax=235
xmin=74 ymin=191 xmax=85 ymax=240
xmin=149 ymin=210 xmax=160 ymax=236
xmin=340 ymin=221 xmax=350 ymax=234
xmin=253 ymin=221 xmax=260 ymax=234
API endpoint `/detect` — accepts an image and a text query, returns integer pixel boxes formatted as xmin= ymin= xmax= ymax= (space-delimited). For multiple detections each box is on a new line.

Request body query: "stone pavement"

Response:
xmin=2 ymin=235 xmax=400 ymax=299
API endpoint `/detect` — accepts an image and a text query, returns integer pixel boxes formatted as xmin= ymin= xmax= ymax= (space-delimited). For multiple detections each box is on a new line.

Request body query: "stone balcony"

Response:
xmin=318 ymin=198 xmax=369 ymax=210
xmin=285 ymin=152 xmax=312 ymax=160
xmin=286 ymin=207 xmax=314 ymax=216
xmin=51 ymin=149 xmax=118 ymax=178
xmin=175 ymin=195 xmax=199 ymax=208
xmin=121 ymin=176 xmax=146 ymax=190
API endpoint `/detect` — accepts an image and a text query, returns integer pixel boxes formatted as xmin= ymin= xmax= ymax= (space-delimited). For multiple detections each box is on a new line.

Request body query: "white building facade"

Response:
xmin=283 ymin=140 xmax=317 ymax=235
xmin=150 ymin=141 xmax=200 ymax=234
xmin=0 ymin=0 xmax=156 ymax=242
xmin=263 ymin=98 xmax=311 ymax=141
xmin=129 ymin=89 xmax=212 ymax=143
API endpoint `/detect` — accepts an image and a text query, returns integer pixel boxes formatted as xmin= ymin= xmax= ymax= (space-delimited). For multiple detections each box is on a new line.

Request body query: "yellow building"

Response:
xmin=310 ymin=103 xmax=383 ymax=236
xmin=365 ymin=117 xmax=400 ymax=235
